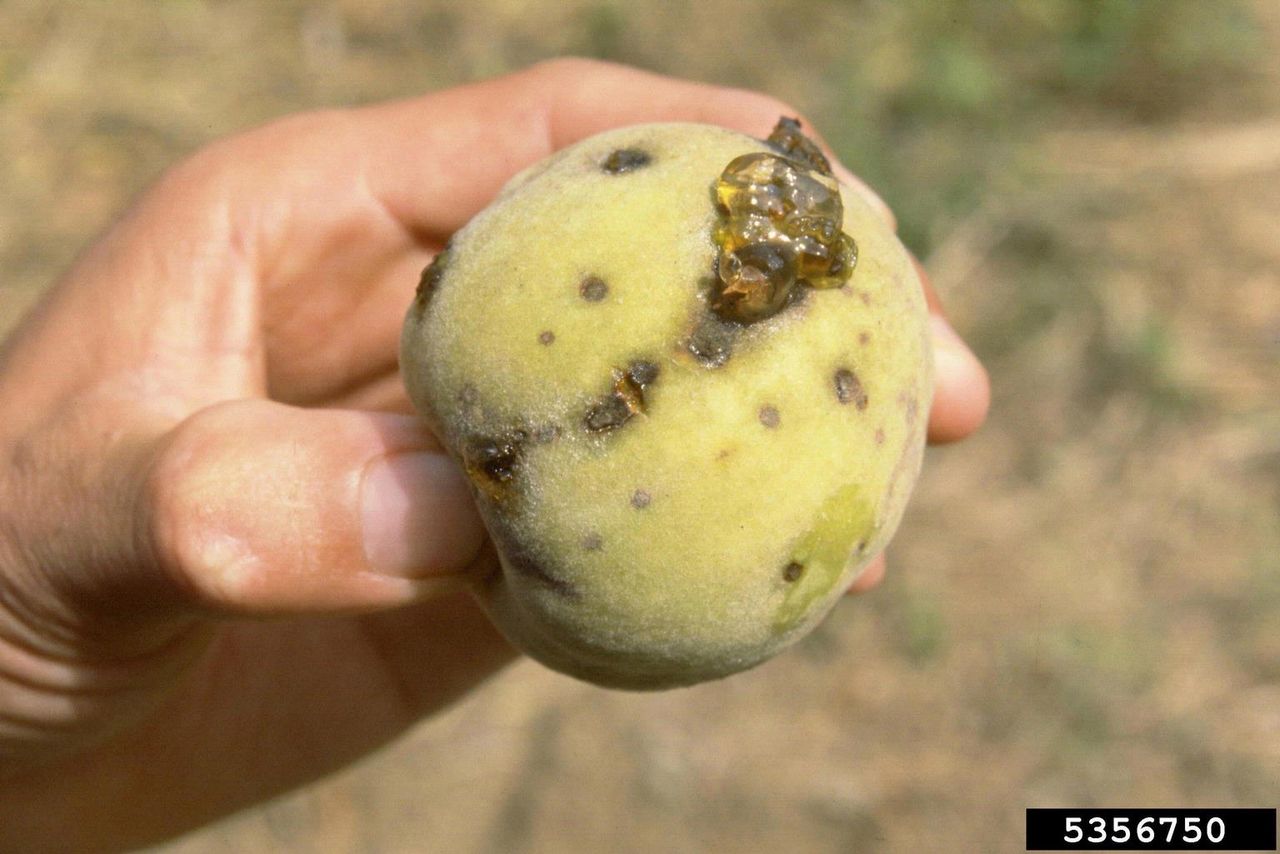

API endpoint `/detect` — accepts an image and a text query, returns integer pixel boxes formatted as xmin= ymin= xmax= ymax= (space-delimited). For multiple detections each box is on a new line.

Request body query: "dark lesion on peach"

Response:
xmin=834 ymin=367 xmax=869 ymax=410
xmin=488 ymin=527 xmax=578 ymax=599
xmin=579 ymin=275 xmax=609 ymax=302
xmin=583 ymin=360 xmax=660 ymax=433
xmin=766 ymin=116 xmax=833 ymax=176
xmin=506 ymin=548 xmax=578 ymax=598
xmin=412 ymin=243 xmax=452 ymax=317
xmin=782 ymin=561 xmax=805 ymax=583
xmin=461 ymin=430 xmax=527 ymax=503
xmin=708 ymin=117 xmax=857 ymax=325
xmin=684 ymin=311 xmax=738 ymax=368
xmin=600 ymin=147 xmax=652 ymax=174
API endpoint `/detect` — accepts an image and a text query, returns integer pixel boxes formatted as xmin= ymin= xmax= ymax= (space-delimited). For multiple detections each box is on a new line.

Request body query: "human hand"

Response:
xmin=0 ymin=58 xmax=988 ymax=849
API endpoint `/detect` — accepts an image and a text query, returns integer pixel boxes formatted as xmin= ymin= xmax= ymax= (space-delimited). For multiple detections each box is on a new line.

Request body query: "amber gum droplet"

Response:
xmin=709 ymin=118 xmax=858 ymax=324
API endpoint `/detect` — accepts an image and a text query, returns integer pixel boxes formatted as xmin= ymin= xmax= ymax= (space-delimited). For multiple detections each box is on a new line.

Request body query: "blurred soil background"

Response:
xmin=2 ymin=0 xmax=1278 ymax=850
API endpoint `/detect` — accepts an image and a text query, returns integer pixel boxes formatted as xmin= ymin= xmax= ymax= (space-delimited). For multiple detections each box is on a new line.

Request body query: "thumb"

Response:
xmin=137 ymin=400 xmax=487 ymax=614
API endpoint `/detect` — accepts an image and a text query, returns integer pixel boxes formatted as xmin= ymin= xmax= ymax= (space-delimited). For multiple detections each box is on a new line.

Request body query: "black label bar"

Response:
xmin=1026 ymin=808 xmax=1277 ymax=851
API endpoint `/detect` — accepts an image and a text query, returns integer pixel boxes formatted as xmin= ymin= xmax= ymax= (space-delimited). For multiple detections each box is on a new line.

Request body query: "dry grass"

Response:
xmin=1 ymin=1 xmax=1276 ymax=851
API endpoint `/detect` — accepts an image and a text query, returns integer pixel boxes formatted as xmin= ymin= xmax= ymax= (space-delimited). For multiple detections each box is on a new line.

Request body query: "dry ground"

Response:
xmin=1 ymin=1 xmax=1276 ymax=851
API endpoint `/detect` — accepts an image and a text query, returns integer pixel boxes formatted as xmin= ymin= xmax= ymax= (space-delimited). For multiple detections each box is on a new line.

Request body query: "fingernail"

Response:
xmin=361 ymin=453 xmax=486 ymax=577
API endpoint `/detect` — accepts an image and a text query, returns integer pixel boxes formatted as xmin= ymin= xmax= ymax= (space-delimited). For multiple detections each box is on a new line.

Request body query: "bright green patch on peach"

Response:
xmin=776 ymin=483 xmax=876 ymax=633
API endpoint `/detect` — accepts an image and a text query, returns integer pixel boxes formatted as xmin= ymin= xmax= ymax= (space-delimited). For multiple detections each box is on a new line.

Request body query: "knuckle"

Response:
xmin=724 ymin=85 xmax=803 ymax=125
xmin=528 ymin=55 xmax=612 ymax=79
xmin=152 ymin=108 xmax=353 ymax=205
xmin=140 ymin=407 xmax=252 ymax=611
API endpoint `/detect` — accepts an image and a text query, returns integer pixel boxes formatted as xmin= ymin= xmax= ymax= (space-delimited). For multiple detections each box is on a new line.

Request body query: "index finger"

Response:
xmin=360 ymin=59 xmax=985 ymax=442
xmin=358 ymin=58 xmax=893 ymax=239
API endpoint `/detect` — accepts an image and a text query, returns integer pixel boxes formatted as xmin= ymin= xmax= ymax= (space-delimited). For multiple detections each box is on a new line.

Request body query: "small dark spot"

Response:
xmin=715 ymin=447 xmax=735 ymax=462
xmin=538 ymin=330 xmax=555 ymax=345
xmin=462 ymin=431 xmax=526 ymax=502
xmin=834 ymin=368 xmax=869 ymax=410
xmin=601 ymin=148 xmax=652 ymax=174
xmin=859 ymin=291 xmax=871 ymax=306
xmin=631 ymin=489 xmax=651 ymax=509
xmin=413 ymin=247 xmax=450 ymax=316
xmin=874 ymin=427 xmax=886 ymax=446
xmin=759 ymin=405 xmax=781 ymax=429
xmin=582 ymin=533 xmax=603 ymax=551
xmin=858 ymin=331 xmax=871 ymax=346
xmin=783 ymin=561 xmax=805 ymax=583
xmin=686 ymin=315 xmax=738 ymax=368
xmin=579 ymin=275 xmax=608 ymax=302
xmin=856 ymin=540 xmax=868 ymax=554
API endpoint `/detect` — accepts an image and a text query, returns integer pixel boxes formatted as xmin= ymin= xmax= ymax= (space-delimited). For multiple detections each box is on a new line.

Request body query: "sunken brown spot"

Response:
xmin=412 ymin=247 xmax=450 ymax=316
xmin=783 ymin=561 xmax=805 ymax=583
xmin=583 ymin=361 xmax=659 ymax=433
xmin=834 ymin=367 xmax=869 ymax=410
xmin=686 ymin=314 xmax=738 ymax=368
xmin=601 ymin=148 xmax=651 ymax=174
xmin=538 ymin=330 xmax=555 ymax=345
xmin=582 ymin=533 xmax=604 ymax=551
xmin=759 ymin=405 xmax=781 ymax=429
xmin=461 ymin=431 xmax=526 ymax=503
xmin=858 ymin=331 xmax=871 ymax=346
xmin=874 ymin=427 xmax=886 ymax=446
xmin=579 ymin=275 xmax=608 ymax=302
xmin=584 ymin=395 xmax=633 ymax=432
xmin=631 ymin=489 xmax=652 ymax=509
xmin=628 ymin=360 xmax=659 ymax=387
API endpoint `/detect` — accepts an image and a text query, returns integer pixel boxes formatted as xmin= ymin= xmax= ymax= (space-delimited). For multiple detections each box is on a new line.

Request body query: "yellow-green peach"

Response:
xmin=400 ymin=121 xmax=932 ymax=689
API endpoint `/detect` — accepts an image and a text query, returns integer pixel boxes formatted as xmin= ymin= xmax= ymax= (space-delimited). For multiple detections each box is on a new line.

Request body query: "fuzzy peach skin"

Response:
xmin=402 ymin=122 xmax=931 ymax=689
